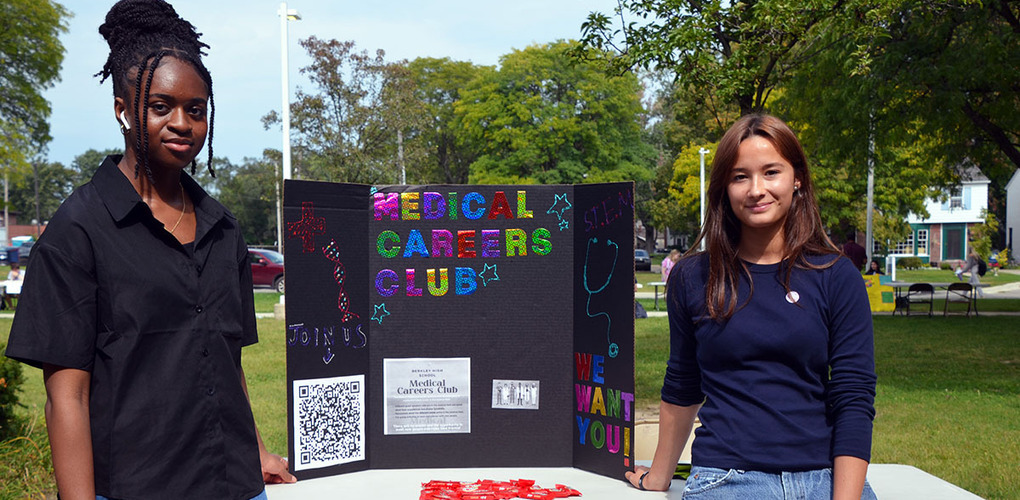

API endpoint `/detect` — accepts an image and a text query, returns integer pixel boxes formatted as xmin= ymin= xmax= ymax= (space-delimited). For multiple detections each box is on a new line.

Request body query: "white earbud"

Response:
xmin=119 ymin=110 xmax=131 ymax=131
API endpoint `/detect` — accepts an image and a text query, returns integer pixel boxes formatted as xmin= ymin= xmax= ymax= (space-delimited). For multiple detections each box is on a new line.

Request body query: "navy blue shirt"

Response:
xmin=5 ymin=156 xmax=264 ymax=499
xmin=663 ymin=253 xmax=876 ymax=472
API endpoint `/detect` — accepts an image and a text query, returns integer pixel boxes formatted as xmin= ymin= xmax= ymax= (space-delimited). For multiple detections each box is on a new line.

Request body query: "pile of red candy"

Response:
xmin=419 ymin=479 xmax=582 ymax=500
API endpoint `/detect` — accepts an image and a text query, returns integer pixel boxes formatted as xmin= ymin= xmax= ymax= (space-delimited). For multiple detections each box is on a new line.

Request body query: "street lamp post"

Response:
xmin=278 ymin=3 xmax=300 ymax=255
xmin=279 ymin=2 xmax=301 ymax=181
xmin=699 ymin=147 xmax=710 ymax=251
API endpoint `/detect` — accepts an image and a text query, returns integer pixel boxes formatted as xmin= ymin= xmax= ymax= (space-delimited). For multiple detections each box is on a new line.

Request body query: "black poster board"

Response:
xmin=283 ymin=181 xmax=634 ymax=481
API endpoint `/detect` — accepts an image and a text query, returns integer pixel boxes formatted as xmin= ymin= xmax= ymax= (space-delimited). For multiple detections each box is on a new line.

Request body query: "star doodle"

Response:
xmin=547 ymin=193 xmax=573 ymax=231
xmin=547 ymin=193 xmax=572 ymax=219
xmin=479 ymin=263 xmax=500 ymax=287
xmin=371 ymin=303 xmax=391 ymax=324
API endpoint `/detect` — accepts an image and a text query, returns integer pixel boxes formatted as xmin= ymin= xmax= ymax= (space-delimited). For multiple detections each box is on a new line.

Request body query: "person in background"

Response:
xmin=2 ymin=262 xmax=23 ymax=310
xmin=6 ymin=262 xmax=22 ymax=282
xmin=842 ymin=235 xmax=867 ymax=272
xmin=661 ymin=249 xmax=681 ymax=282
xmin=958 ymin=248 xmax=985 ymax=297
xmin=989 ymin=250 xmax=999 ymax=277
xmin=627 ymin=114 xmax=876 ymax=499
xmin=864 ymin=260 xmax=884 ymax=275
xmin=3 ymin=1 xmax=294 ymax=498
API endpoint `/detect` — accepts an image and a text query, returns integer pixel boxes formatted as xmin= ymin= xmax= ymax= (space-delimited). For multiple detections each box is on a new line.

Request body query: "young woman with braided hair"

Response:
xmin=626 ymin=114 xmax=877 ymax=499
xmin=4 ymin=1 xmax=295 ymax=498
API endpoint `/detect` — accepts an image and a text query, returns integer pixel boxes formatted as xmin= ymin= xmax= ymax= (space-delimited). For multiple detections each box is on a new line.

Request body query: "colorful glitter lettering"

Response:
xmin=531 ymin=228 xmax=552 ymax=255
xmin=480 ymin=230 xmax=501 ymax=258
xmin=455 ymin=267 xmax=477 ymax=295
xmin=374 ymin=192 xmax=399 ymax=221
xmin=517 ymin=190 xmax=533 ymax=219
xmin=462 ymin=192 xmax=485 ymax=219
xmin=488 ymin=191 xmax=514 ymax=219
xmin=405 ymin=269 xmax=423 ymax=296
xmin=427 ymin=268 xmax=449 ymax=296
xmin=377 ymin=230 xmax=400 ymax=258
xmin=401 ymin=192 xmax=421 ymax=220
xmin=447 ymin=192 xmax=458 ymax=220
xmin=423 ymin=192 xmax=445 ymax=219
xmin=432 ymin=230 xmax=454 ymax=257
xmin=403 ymin=229 xmax=430 ymax=258
xmin=505 ymin=229 xmax=527 ymax=257
xmin=457 ymin=230 xmax=476 ymax=258
xmin=376 ymin=269 xmax=398 ymax=296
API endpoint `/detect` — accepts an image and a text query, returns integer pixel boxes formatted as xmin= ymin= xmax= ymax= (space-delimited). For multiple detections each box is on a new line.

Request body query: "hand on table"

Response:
xmin=261 ymin=452 xmax=297 ymax=484
xmin=625 ymin=465 xmax=670 ymax=491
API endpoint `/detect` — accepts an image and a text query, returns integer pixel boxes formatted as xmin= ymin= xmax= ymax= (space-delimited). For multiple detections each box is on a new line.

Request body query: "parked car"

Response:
xmin=634 ymin=249 xmax=652 ymax=271
xmin=17 ymin=241 xmax=34 ymax=265
xmin=249 ymin=248 xmax=285 ymax=293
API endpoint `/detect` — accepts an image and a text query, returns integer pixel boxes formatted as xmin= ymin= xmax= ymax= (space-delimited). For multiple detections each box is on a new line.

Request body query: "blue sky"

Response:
xmin=44 ymin=0 xmax=621 ymax=168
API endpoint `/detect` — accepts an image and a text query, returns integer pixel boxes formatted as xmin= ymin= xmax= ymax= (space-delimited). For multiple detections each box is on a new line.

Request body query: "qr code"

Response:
xmin=293 ymin=374 xmax=365 ymax=471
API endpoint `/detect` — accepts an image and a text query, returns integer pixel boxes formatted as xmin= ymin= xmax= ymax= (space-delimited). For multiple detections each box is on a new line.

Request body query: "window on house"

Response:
xmin=916 ymin=229 xmax=928 ymax=255
xmin=949 ymin=188 xmax=963 ymax=209
xmin=892 ymin=232 xmax=915 ymax=254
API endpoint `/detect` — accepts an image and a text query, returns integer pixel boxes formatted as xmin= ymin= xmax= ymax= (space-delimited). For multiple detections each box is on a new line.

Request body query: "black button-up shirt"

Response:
xmin=5 ymin=156 xmax=263 ymax=499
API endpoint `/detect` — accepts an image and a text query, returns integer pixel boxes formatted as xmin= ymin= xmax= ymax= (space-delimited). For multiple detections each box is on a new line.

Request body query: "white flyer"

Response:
xmin=383 ymin=357 xmax=471 ymax=435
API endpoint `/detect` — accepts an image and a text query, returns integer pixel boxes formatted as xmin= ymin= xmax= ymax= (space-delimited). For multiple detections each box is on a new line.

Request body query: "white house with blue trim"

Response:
xmin=898 ymin=163 xmax=989 ymax=265
xmin=1006 ymin=168 xmax=1020 ymax=261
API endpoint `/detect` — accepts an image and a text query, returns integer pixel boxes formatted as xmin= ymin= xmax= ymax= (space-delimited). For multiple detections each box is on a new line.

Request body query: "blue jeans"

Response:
xmin=682 ymin=466 xmax=878 ymax=499
xmin=98 ymin=491 xmax=267 ymax=500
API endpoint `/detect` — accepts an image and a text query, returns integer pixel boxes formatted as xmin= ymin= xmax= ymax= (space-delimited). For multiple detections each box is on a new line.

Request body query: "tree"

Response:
xmin=577 ymin=0 xmax=861 ymax=118
xmin=455 ymin=41 xmax=653 ymax=185
xmin=197 ymin=152 xmax=280 ymax=246
xmin=0 ymin=0 xmax=69 ymax=171
xmin=406 ymin=57 xmax=483 ymax=184
xmin=969 ymin=210 xmax=1000 ymax=259
xmin=7 ymin=160 xmax=75 ymax=227
xmin=651 ymin=141 xmax=717 ymax=239
xmin=779 ymin=1 xmax=1019 ymax=245
xmin=71 ymin=148 xmax=123 ymax=187
xmin=263 ymin=38 xmax=425 ymax=184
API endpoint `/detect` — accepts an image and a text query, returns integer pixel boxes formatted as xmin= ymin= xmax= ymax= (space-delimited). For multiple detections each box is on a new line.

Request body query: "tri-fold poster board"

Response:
xmin=283 ymin=181 xmax=636 ymax=481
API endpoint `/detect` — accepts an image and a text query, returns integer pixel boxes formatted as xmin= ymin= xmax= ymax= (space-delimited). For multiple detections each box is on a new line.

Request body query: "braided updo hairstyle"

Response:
xmin=96 ymin=0 xmax=216 ymax=180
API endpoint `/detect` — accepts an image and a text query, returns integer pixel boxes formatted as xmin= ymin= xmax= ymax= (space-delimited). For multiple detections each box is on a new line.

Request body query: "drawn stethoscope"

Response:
xmin=583 ymin=237 xmax=619 ymax=358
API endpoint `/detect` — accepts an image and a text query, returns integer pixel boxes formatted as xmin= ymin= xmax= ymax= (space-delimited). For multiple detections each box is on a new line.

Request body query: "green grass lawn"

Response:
xmin=253 ymin=291 xmax=284 ymax=313
xmin=636 ymin=270 xmax=664 ymax=287
xmin=3 ymin=312 xmax=1018 ymax=498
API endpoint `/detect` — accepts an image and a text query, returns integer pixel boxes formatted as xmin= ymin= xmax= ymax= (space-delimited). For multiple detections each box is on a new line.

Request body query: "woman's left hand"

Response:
xmin=261 ymin=452 xmax=297 ymax=484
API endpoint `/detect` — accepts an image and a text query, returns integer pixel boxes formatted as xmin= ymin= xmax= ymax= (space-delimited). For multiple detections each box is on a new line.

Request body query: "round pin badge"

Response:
xmin=785 ymin=291 xmax=800 ymax=304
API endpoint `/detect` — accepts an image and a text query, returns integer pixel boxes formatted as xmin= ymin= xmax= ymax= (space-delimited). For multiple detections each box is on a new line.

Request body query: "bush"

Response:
xmin=939 ymin=262 xmax=954 ymax=271
xmin=0 ymin=342 xmax=26 ymax=441
xmin=898 ymin=257 xmax=924 ymax=269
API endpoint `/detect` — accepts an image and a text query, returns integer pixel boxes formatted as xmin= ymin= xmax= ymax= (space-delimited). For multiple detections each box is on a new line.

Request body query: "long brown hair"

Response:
xmin=685 ymin=114 xmax=838 ymax=321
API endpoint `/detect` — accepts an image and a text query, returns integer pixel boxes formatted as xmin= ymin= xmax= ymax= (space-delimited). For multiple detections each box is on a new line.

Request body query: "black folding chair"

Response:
xmin=943 ymin=282 xmax=974 ymax=317
xmin=905 ymin=283 xmax=934 ymax=317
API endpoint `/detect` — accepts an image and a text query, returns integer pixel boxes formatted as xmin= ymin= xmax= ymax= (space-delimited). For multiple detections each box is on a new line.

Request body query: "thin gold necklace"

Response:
xmin=167 ymin=183 xmax=187 ymax=234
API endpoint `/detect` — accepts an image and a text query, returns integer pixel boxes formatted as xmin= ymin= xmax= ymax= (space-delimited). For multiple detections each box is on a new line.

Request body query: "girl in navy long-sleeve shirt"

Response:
xmin=626 ymin=114 xmax=877 ymax=499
